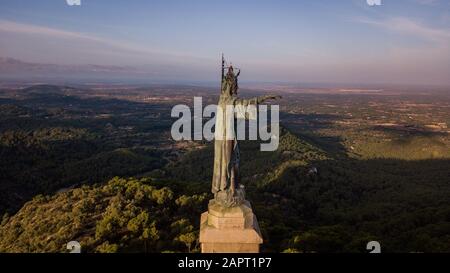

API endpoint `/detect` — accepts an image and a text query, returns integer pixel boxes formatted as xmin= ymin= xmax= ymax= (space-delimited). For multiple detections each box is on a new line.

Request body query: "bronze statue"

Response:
xmin=212 ymin=55 xmax=280 ymax=207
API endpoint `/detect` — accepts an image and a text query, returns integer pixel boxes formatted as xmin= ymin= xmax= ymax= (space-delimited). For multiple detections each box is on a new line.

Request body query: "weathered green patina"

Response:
xmin=211 ymin=56 xmax=280 ymax=207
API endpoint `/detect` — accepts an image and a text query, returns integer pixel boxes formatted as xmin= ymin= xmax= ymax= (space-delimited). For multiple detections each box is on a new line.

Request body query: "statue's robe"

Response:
xmin=211 ymin=78 xmax=258 ymax=195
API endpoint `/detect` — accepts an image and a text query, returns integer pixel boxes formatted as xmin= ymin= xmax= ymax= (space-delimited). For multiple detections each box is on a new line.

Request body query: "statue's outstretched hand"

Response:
xmin=258 ymin=95 xmax=282 ymax=103
xmin=267 ymin=95 xmax=282 ymax=100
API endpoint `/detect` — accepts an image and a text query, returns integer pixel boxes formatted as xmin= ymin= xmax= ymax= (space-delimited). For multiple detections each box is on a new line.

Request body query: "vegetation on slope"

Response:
xmin=0 ymin=177 xmax=207 ymax=253
xmin=1 ymin=85 xmax=449 ymax=253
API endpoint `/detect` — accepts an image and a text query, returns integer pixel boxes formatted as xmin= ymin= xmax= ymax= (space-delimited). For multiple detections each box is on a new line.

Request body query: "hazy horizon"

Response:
xmin=1 ymin=0 xmax=450 ymax=85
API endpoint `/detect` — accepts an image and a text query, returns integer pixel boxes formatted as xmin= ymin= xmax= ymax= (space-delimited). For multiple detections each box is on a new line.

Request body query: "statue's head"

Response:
xmin=228 ymin=65 xmax=234 ymax=74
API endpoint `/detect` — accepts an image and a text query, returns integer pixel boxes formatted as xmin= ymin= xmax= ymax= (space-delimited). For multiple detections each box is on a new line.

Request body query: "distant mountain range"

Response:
xmin=0 ymin=57 xmax=215 ymax=83
xmin=0 ymin=57 xmax=141 ymax=75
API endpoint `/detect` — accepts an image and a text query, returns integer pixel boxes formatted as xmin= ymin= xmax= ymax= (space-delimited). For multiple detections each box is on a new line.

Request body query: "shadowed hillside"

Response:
xmin=2 ymin=128 xmax=448 ymax=252
xmin=0 ymin=85 xmax=449 ymax=253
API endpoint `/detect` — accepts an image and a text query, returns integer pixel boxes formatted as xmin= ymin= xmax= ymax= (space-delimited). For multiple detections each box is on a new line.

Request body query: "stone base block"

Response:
xmin=199 ymin=199 xmax=263 ymax=253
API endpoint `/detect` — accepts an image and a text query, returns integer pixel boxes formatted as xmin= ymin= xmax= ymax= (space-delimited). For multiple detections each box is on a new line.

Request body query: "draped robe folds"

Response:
xmin=211 ymin=77 xmax=258 ymax=197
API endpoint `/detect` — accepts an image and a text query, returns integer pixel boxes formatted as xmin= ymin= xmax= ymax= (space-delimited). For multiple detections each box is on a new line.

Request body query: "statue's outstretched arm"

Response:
xmin=234 ymin=97 xmax=257 ymax=107
xmin=234 ymin=95 xmax=281 ymax=107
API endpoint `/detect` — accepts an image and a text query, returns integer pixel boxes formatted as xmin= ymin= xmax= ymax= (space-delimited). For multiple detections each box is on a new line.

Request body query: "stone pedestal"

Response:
xmin=199 ymin=199 xmax=263 ymax=253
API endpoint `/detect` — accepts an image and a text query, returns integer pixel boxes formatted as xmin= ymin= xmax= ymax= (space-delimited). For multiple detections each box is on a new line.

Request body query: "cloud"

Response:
xmin=0 ymin=19 xmax=104 ymax=42
xmin=349 ymin=16 xmax=450 ymax=85
xmin=0 ymin=20 xmax=210 ymax=63
xmin=355 ymin=16 xmax=450 ymax=45
xmin=415 ymin=0 xmax=439 ymax=5
xmin=0 ymin=20 xmax=220 ymax=81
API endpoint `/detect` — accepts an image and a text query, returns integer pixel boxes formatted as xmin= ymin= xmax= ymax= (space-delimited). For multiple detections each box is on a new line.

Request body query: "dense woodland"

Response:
xmin=0 ymin=85 xmax=449 ymax=252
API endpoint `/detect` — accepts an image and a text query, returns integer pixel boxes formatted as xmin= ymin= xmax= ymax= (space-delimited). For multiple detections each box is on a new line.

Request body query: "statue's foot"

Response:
xmin=214 ymin=186 xmax=246 ymax=208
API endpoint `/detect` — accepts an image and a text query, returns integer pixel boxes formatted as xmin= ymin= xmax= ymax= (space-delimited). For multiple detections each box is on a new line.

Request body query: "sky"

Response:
xmin=0 ymin=0 xmax=450 ymax=85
